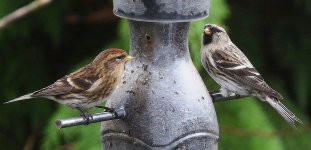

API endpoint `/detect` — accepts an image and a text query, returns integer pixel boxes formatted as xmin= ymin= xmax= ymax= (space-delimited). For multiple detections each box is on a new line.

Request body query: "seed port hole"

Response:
xmin=145 ymin=34 xmax=151 ymax=40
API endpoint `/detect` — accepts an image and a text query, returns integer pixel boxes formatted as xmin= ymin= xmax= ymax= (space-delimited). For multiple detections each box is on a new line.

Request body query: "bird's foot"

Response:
xmin=209 ymin=91 xmax=223 ymax=100
xmin=228 ymin=93 xmax=243 ymax=100
xmin=77 ymin=108 xmax=92 ymax=124
xmin=95 ymin=106 xmax=118 ymax=117
xmin=103 ymin=107 xmax=119 ymax=117
xmin=80 ymin=113 xmax=93 ymax=125
xmin=209 ymin=90 xmax=242 ymax=102
xmin=103 ymin=107 xmax=116 ymax=113
xmin=95 ymin=106 xmax=116 ymax=113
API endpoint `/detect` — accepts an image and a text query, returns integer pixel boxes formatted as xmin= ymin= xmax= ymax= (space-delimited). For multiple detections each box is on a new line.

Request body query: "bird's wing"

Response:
xmin=33 ymin=65 xmax=99 ymax=97
xmin=211 ymin=45 xmax=282 ymax=99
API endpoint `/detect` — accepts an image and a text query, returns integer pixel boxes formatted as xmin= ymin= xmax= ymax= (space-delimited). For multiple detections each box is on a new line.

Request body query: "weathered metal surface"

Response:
xmin=101 ymin=21 xmax=218 ymax=149
xmin=102 ymin=0 xmax=217 ymax=149
xmin=113 ymin=0 xmax=210 ymax=22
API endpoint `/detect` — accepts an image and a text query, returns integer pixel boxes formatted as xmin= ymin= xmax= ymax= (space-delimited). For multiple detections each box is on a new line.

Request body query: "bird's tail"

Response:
xmin=265 ymin=96 xmax=302 ymax=128
xmin=3 ymin=93 xmax=33 ymax=104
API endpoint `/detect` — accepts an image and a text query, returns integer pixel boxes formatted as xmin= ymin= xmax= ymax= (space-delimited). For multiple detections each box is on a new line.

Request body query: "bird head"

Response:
xmin=202 ymin=24 xmax=228 ymax=45
xmin=93 ymin=48 xmax=134 ymax=70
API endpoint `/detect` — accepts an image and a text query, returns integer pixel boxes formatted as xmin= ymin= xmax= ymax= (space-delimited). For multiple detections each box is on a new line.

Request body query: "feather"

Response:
xmin=211 ymin=48 xmax=283 ymax=99
xmin=265 ymin=96 xmax=303 ymax=128
xmin=4 ymin=93 xmax=33 ymax=104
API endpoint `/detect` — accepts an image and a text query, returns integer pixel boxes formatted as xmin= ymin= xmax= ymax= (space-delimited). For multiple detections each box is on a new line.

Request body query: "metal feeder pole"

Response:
xmin=101 ymin=0 xmax=219 ymax=149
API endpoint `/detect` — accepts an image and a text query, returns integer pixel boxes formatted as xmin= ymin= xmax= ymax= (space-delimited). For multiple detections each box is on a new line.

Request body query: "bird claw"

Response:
xmin=77 ymin=108 xmax=93 ymax=124
xmin=103 ymin=107 xmax=118 ymax=118
xmin=234 ymin=94 xmax=241 ymax=99
xmin=80 ymin=113 xmax=93 ymax=125
xmin=104 ymin=107 xmax=116 ymax=113
xmin=209 ymin=91 xmax=243 ymax=102
xmin=95 ymin=106 xmax=116 ymax=113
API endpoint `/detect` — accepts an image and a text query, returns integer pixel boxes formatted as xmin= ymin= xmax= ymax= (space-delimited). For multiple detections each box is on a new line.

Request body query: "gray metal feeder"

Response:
xmin=101 ymin=0 xmax=219 ymax=149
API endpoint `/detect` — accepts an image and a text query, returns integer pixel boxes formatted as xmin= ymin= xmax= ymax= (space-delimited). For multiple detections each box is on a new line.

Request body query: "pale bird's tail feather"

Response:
xmin=265 ymin=96 xmax=302 ymax=128
xmin=3 ymin=93 xmax=33 ymax=104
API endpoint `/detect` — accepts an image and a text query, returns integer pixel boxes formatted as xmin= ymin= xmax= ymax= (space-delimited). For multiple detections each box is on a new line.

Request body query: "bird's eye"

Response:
xmin=211 ymin=27 xmax=222 ymax=33
xmin=116 ymin=55 xmax=125 ymax=60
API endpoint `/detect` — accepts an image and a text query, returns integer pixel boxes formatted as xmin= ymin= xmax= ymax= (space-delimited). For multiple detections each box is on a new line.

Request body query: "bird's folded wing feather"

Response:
xmin=211 ymin=48 xmax=282 ymax=99
xmin=33 ymin=66 xmax=99 ymax=97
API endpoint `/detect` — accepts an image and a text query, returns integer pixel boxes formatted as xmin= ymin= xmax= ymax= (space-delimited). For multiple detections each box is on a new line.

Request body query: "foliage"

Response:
xmin=0 ymin=0 xmax=69 ymax=149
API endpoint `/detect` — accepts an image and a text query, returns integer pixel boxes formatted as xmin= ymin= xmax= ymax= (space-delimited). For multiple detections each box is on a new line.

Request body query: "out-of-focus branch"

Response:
xmin=0 ymin=0 xmax=53 ymax=30
xmin=23 ymin=128 xmax=38 ymax=150
xmin=55 ymin=108 xmax=126 ymax=129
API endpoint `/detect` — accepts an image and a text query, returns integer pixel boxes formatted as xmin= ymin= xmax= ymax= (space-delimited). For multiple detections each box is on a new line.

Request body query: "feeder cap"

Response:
xmin=113 ymin=0 xmax=210 ymax=22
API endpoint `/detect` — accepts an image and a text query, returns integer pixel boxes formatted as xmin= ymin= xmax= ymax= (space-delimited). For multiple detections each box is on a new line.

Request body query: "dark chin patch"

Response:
xmin=203 ymin=34 xmax=212 ymax=45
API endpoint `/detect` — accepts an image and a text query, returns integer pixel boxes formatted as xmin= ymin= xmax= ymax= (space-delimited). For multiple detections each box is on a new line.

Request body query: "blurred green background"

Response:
xmin=0 ymin=0 xmax=310 ymax=149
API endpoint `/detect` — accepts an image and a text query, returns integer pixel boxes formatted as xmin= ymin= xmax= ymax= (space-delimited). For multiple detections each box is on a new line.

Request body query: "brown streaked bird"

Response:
xmin=201 ymin=24 xmax=302 ymax=128
xmin=4 ymin=48 xmax=133 ymax=117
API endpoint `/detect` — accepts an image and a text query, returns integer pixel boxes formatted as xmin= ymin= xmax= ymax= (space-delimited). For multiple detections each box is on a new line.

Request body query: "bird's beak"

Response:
xmin=204 ymin=28 xmax=211 ymax=35
xmin=123 ymin=55 xmax=134 ymax=62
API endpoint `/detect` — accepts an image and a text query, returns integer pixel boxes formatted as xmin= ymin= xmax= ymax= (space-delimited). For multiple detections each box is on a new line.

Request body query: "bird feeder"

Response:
xmin=101 ymin=0 xmax=219 ymax=149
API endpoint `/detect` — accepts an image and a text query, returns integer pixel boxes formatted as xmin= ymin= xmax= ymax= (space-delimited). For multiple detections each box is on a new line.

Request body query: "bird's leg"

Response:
xmin=219 ymin=87 xmax=231 ymax=97
xmin=77 ymin=108 xmax=92 ymax=124
xmin=209 ymin=91 xmax=224 ymax=100
xmin=221 ymin=87 xmax=242 ymax=99
xmin=95 ymin=105 xmax=105 ymax=109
